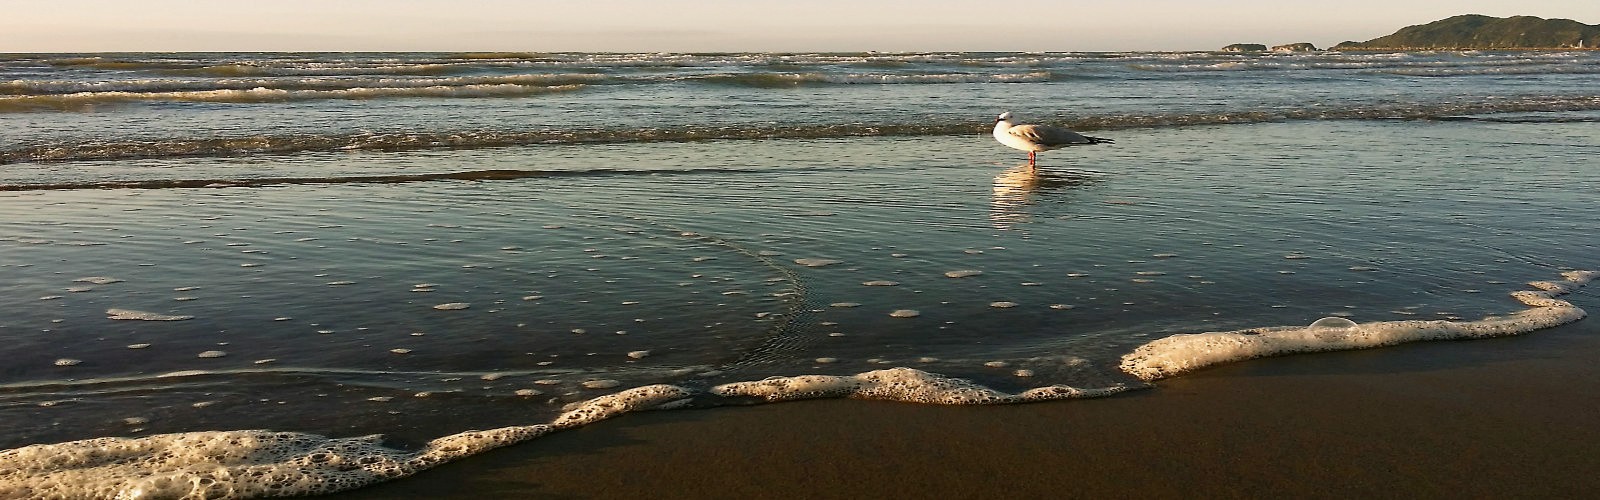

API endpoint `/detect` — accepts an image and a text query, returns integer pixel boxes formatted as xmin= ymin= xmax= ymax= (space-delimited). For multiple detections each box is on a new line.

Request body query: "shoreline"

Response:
xmin=338 ymin=302 xmax=1600 ymax=499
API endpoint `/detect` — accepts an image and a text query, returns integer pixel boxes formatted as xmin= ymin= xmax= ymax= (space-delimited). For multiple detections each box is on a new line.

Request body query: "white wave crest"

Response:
xmin=0 ymin=84 xmax=586 ymax=111
xmin=0 ymin=74 xmax=608 ymax=95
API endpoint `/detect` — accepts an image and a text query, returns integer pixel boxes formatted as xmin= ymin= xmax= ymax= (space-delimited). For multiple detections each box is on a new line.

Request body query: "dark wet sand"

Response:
xmin=341 ymin=315 xmax=1600 ymax=499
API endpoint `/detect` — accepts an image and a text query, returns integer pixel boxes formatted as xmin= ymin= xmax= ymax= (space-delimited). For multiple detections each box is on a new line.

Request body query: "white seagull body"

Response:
xmin=993 ymin=111 xmax=1111 ymax=169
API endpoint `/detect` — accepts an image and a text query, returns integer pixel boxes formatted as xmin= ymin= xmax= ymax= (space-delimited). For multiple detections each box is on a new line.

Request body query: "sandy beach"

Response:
xmin=336 ymin=305 xmax=1600 ymax=499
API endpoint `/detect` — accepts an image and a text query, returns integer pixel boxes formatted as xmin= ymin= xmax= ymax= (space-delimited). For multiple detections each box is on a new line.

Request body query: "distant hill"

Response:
xmin=1333 ymin=15 xmax=1600 ymax=50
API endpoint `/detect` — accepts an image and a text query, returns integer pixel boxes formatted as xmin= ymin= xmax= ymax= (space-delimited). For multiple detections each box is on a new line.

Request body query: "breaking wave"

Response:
xmin=0 ymin=71 xmax=1045 ymax=102
xmin=0 ymin=74 xmax=608 ymax=95
xmin=0 ymin=168 xmax=762 ymax=191
xmin=0 ymin=84 xmax=585 ymax=112
xmin=693 ymin=71 xmax=1053 ymax=87
xmin=4 ymin=96 xmax=1599 ymax=165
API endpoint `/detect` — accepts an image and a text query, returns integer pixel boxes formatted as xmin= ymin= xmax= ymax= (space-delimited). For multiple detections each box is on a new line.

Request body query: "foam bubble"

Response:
xmin=53 ymin=358 xmax=81 ymax=367
xmin=889 ymin=309 xmax=921 ymax=318
xmin=862 ymin=280 xmax=900 ymax=286
xmin=106 ymin=309 xmax=194 ymax=321
xmin=1121 ymin=270 xmax=1595 ymax=381
xmin=795 ymin=258 xmax=843 ymax=267
xmin=74 ymin=276 xmax=123 ymax=285
xmin=197 ymin=351 xmax=226 ymax=358
xmin=552 ymin=384 xmax=692 ymax=428
xmin=830 ymin=302 xmax=861 ymax=308
xmin=945 ymin=270 xmax=983 ymax=278
xmin=1309 ymin=317 xmax=1358 ymax=329
xmin=432 ymin=303 xmax=470 ymax=310
xmin=990 ymin=301 xmax=1018 ymax=308
xmin=626 ymin=350 xmax=650 ymax=359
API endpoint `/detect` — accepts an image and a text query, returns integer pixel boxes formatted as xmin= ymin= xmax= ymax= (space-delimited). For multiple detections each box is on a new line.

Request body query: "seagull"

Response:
xmin=993 ymin=111 xmax=1111 ymax=169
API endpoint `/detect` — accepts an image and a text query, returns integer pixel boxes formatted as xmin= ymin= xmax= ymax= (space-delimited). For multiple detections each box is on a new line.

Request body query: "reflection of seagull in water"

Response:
xmin=990 ymin=165 xmax=1099 ymax=230
xmin=993 ymin=111 xmax=1112 ymax=170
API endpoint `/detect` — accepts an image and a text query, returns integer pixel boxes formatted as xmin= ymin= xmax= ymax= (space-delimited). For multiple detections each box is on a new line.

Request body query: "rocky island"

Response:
xmin=1219 ymin=42 xmax=1320 ymax=52
xmin=1219 ymin=43 xmax=1269 ymax=52
xmin=1271 ymin=43 xmax=1320 ymax=52
xmin=1333 ymin=14 xmax=1599 ymax=50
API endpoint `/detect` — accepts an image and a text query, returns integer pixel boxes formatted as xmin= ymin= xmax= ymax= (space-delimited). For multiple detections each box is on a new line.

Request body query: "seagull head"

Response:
xmin=996 ymin=111 xmax=1014 ymax=123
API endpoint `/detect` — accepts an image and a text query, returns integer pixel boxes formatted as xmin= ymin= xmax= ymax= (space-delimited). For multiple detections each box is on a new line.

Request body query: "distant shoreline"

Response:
xmin=3 ymin=48 xmax=1600 ymax=56
xmin=1331 ymin=46 xmax=1600 ymax=52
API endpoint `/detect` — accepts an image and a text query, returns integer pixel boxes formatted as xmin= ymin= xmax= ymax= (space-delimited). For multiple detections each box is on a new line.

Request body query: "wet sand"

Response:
xmin=340 ymin=314 xmax=1600 ymax=499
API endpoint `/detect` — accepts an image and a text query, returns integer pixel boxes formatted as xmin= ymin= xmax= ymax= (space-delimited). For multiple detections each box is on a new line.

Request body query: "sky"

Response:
xmin=3 ymin=1 xmax=1598 ymax=53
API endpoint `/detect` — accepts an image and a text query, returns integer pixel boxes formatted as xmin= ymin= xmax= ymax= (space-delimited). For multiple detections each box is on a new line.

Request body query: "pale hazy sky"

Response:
xmin=4 ymin=1 xmax=1598 ymax=53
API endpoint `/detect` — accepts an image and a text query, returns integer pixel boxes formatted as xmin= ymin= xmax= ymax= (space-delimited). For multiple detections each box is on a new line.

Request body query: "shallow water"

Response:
xmin=2 ymin=51 xmax=1598 ymax=497
xmin=5 ymin=118 xmax=1597 ymax=445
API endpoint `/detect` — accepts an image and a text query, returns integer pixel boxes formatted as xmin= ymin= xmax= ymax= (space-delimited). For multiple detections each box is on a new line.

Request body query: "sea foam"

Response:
xmin=712 ymin=367 xmax=1132 ymax=405
xmin=1120 ymin=270 xmax=1597 ymax=380
xmin=0 ymin=426 xmax=549 ymax=499
xmin=0 ymin=369 xmax=1125 ymax=498
xmin=4 ymin=269 xmax=1591 ymax=498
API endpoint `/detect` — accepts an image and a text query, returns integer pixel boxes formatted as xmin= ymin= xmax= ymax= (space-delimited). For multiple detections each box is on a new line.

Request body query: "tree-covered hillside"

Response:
xmin=1334 ymin=15 xmax=1599 ymax=50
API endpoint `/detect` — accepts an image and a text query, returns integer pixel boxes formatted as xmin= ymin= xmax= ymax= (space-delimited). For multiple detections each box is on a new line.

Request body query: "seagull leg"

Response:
xmin=1028 ymin=151 xmax=1036 ymax=167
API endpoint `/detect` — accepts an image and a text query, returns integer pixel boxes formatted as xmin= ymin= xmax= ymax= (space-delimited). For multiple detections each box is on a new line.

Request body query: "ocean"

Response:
xmin=1 ymin=50 xmax=1597 ymax=497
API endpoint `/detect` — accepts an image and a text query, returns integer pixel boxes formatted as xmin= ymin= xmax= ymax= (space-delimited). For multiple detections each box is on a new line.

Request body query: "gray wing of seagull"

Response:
xmin=1008 ymin=124 xmax=1112 ymax=148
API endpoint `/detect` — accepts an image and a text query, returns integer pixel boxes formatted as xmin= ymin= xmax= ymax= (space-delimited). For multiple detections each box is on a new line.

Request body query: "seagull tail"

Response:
xmin=1085 ymin=136 xmax=1114 ymax=145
